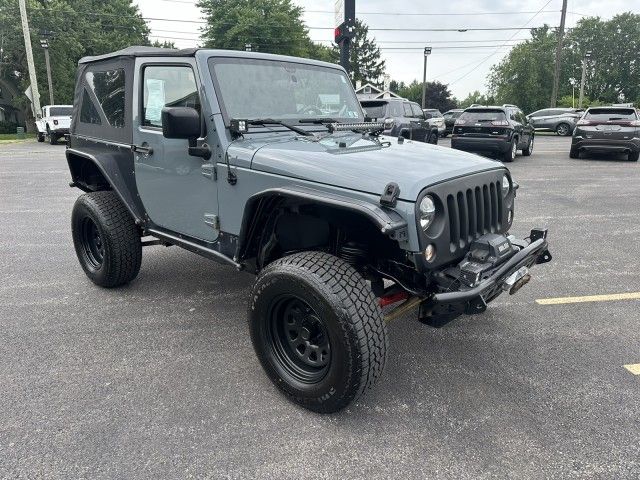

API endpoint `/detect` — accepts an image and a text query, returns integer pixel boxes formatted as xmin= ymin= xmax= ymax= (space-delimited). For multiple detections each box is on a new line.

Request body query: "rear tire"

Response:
xmin=503 ymin=138 xmax=517 ymax=162
xmin=629 ymin=151 xmax=639 ymax=162
xmin=249 ymin=251 xmax=388 ymax=413
xmin=37 ymin=132 xmax=45 ymax=142
xmin=569 ymin=147 xmax=580 ymax=159
xmin=426 ymin=131 xmax=438 ymax=145
xmin=71 ymin=191 xmax=142 ymax=288
xmin=556 ymin=123 xmax=571 ymax=136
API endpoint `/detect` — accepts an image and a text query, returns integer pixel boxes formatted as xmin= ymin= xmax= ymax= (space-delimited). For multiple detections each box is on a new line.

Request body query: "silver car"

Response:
xmin=423 ymin=109 xmax=446 ymax=136
xmin=526 ymin=108 xmax=583 ymax=136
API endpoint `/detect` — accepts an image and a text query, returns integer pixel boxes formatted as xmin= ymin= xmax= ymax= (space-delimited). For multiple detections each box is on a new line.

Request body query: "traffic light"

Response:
xmin=334 ymin=20 xmax=355 ymax=44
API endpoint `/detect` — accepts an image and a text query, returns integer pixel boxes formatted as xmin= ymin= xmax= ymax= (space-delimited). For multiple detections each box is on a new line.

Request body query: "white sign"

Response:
xmin=334 ymin=0 xmax=344 ymax=27
xmin=145 ymin=79 xmax=166 ymax=126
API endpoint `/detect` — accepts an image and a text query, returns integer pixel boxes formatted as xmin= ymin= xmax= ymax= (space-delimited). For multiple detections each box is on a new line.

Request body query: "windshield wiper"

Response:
xmin=248 ymin=118 xmax=313 ymax=137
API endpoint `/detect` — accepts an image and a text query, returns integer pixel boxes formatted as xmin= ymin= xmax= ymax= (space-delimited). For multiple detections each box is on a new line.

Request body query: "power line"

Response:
xmin=443 ymin=0 xmax=556 ymax=85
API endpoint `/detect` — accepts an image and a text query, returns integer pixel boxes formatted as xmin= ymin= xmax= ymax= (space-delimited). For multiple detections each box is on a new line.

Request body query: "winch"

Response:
xmin=458 ymin=234 xmax=516 ymax=288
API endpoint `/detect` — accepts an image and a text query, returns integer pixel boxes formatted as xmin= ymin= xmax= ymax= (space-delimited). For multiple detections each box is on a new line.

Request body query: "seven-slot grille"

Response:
xmin=446 ymin=181 xmax=503 ymax=253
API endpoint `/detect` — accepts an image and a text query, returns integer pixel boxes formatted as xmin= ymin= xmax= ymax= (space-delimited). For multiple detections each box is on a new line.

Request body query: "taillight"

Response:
xmin=455 ymin=119 xmax=466 ymax=125
xmin=491 ymin=120 xmax=509 ymax=126
xmin=576 ymin=120 xmax=591 ymax=126
xmin=630 ymin=120 xmax=640 ymax=127
xmin=383 ymin=118 xmax=394 ymax=129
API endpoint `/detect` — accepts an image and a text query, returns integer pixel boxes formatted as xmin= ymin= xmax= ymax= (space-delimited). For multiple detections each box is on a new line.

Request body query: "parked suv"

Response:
xmin=65 ymin=47 xmax=551 ymax=413
xmin=451 ymin=105 xmax=534 ymax=162
xmin=443 ymin=108 xmax=464 ymax=136
xmin=423 ymin=108 xmax=445 ymax=136
xmin=570 ymin=106 xmax=640 ymax=161
xmin=527 ymin=108 xmax=582 ymax=136
xmin=35 ymin=105 xmax=72 ymax=144
xmin=361 ymin=98 xmax=439 ymax=144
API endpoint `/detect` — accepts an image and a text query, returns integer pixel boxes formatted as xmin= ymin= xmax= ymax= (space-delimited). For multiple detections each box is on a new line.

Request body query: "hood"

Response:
xmin=230 ymin=132 xmax=504 ymax=201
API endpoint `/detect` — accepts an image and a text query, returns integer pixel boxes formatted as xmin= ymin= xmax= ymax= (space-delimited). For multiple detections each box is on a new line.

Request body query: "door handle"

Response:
xmin=132 ymin=144 xmax=154 ymax=156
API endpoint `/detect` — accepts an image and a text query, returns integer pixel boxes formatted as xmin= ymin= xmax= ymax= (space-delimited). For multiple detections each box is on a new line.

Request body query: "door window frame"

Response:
xmin=138 ymin=62 xmax=203 ymax=133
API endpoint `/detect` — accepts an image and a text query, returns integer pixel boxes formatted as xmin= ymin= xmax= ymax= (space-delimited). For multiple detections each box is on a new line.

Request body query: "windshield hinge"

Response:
xmin=204 ymin=214 xmax=220 ymax=230
xmin=380 ymin=182 xmax=401 ymax=208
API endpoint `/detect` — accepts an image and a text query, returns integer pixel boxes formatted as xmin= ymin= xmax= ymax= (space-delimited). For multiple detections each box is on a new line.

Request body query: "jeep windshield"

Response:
xmin=208 ymin=57 xmax=363 ymax=126
xmin=50 ymin=107 xmax=73 ymax=116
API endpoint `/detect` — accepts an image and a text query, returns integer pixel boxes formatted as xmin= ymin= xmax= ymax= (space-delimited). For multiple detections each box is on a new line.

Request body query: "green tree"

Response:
xmin=459 ymin=90 xmax=495 ymax=108
xmin=0 ymin=0 xmax=149 ymax=124
xmin=395 ymin=80 xmax=457 ymax=111
xmin=343 ymin=20 xmax=385 ymax=86
xmin=197 ymin=0 xmax=310 ymax=57
xmin=487 ymin=26 xmax=556 ymax=113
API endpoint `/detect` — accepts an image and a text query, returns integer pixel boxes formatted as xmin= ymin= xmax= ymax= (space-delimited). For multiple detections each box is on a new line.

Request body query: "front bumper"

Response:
xmin=572 ymin=137 xmax=640 ymax=153
xmin=420 ymin=229 xmax=551 ymax=326
xmin=451 ymin=136 xmax=511 ymax=154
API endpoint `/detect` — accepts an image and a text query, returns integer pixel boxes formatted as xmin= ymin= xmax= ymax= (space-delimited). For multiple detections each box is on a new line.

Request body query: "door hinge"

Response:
xmin=201 ymin=163 xmax=217 ymax=181
xmin=204 ymin=214 xmax=220 ymax=230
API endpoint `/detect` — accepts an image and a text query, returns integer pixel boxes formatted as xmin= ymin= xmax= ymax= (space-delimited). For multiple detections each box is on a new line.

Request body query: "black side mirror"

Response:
xmin=161 ymin=107 xmax=211 ymax=160
xmin=161 ymin=107 xmax=200 ymax=141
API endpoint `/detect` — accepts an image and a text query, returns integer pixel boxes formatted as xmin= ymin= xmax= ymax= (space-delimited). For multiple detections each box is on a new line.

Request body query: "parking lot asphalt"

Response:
xmin=1 ymin=135 xmax=639 ymax=479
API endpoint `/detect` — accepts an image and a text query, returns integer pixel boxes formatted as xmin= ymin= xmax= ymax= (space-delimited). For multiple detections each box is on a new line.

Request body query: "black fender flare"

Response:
xmin=66 ymin=148 xmax=145 ymax=224
xmin=236 ymin=185 xmax=409 ymax=261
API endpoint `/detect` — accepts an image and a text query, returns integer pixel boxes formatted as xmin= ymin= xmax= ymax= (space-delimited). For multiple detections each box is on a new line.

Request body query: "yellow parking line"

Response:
xmin=536 ymin=292 xmax=640 ymax=305
xmin=623 ymin=364 xmax=640 ymax=375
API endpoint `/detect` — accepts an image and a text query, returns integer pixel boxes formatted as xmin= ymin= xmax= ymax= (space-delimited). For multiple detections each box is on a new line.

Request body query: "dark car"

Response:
xmin=570 ymin=107 xmax=640 ymax=161
xmin=527 ymin=108 xmax=583 ymax=136
xmin=442 ymin=108 xmax=464 ymax=136
xmin=451 ymin=105 xmax=534 ymax=162
xmin=361 ymin=98 xmax=439 ymax=144
xmin=422 ymin=108 xmax=445 ymax=136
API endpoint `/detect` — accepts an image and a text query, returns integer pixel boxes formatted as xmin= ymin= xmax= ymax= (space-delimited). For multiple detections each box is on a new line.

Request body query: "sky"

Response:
xmin=134 ymin=0 xmax=639 ymax=100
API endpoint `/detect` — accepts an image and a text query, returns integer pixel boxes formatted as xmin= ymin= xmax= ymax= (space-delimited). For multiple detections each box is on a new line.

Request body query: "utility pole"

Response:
xmin=578 ymin=50 xmax=592 ymax=108
xmin=550 ymin=0 xmax=568 ymax=107
xmin=335 ymin=0 xmax=355 ymax=75
xmin=421 ymin=46 xmax=432 ymax=109
xmin=19 ymin=0 xmax=41 ymax=117
xmin=40 ymin=38 xmax=54 ymax=105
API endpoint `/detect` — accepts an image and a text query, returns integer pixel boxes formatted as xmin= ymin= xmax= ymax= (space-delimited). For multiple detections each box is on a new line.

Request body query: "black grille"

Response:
xmin=446 ymin=181 xmax=503 ymax=253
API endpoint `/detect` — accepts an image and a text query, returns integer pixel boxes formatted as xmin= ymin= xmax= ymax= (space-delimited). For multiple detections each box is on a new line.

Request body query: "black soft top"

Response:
xmin=79 ymin=46 xmax=198 ymax=64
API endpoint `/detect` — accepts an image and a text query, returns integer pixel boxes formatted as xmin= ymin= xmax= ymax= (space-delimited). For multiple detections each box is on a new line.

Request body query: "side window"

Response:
xmin=410 ymin=104 xmax=424 ymax=118
xmin=508 ymin=109 xmax=518 ymax=121
xmin=80 ymin=90 xmax=101 ymax=125
xmin=388 ymin=102 xmax=403 ymax=117
xmin=142 ymin=65 xmax=200 ymax=128
xmin=84 ymin=69 xmax=126 ymax=128
xmin=403 ymin=103 xmax=413 ymax=117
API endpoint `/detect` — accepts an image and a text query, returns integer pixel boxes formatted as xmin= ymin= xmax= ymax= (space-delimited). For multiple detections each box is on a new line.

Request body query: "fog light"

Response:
xmin=424 ymin=244 xmax=436 ymax=262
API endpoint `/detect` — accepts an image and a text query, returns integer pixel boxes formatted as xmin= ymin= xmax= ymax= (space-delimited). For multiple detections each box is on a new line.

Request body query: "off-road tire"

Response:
xmin=629 ymin=151 xmax=639 ymax=162
xmin=522 ymin=135 xmax=534 ymax=156
xmin=37 ymin=132 xmax=45 ymax=143
xmin=569 ymin=147 xmax=580 ymax=159
xmin=556 ymin=123 xmax=571 ymax=136
xmin=503 ymin=138 xmax=517 ymax=162
xmin=249 ymin=251 xmax=388 ymax=413
xmin=71 ymin=191 xmax=142 ymax=288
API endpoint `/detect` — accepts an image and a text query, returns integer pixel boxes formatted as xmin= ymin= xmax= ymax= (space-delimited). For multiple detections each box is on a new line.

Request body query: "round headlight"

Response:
xmin=501 ymin=174 xmax=511 ymax=197
xmin=419 ymin=195 xmax=436 ymax=231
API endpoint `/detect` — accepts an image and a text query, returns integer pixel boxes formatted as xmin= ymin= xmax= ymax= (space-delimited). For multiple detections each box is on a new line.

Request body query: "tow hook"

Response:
xmin=503 ymin=266 xmax=531 ymax=295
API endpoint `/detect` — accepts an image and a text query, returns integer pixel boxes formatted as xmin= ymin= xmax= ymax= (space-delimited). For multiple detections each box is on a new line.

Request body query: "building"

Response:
xmin=355 ymin=82 xmax=402 ymax=100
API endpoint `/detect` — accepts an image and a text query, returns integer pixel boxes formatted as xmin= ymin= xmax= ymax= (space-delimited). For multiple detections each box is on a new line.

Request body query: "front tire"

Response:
xmin=426 ymin=131 xmax=438 ymax=145
xmin=522 ymin=135 xmax=534 ymax=156
xmin=569 ymin=147 xmax=580 ymax=159
xmin=629 ymin=151 xmax=639 ymax=162
xmin=249 ymin=251 xmax=388 ymax=413
xmin=71 ymin=191 xmax=142 ymax=288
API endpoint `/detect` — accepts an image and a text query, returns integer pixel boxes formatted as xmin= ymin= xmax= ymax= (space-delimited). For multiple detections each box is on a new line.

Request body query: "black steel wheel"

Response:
xmin=266 ymin=295 xmax=331 ymax=384
xmin=71 ymin=191 xmax=142 ymax=288
xmin=79 ymin=217 xmax=105 ymax=269
xmin=249 ymin=251 xmax=388 ymax=413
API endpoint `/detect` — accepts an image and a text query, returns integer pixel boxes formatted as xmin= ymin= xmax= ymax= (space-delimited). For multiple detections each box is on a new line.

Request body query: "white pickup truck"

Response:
xmin=35 ymin=105 xmax=73 ymax=144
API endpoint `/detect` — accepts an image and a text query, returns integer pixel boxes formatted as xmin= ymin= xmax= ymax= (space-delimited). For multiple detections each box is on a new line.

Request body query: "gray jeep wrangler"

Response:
xmin=65 ymin=47 xmax=551 ymax=413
